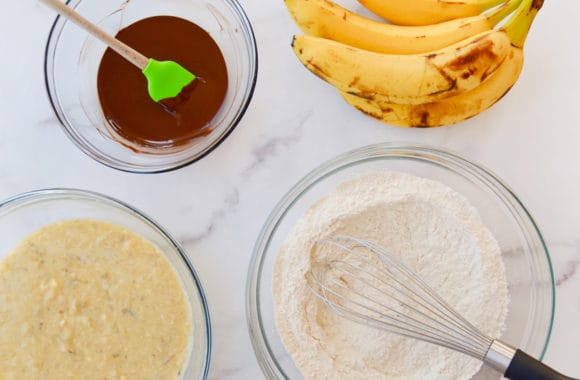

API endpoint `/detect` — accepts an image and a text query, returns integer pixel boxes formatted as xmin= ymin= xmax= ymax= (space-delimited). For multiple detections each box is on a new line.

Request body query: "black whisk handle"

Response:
xmin=505 ymin=350 xmax=578 ymax=380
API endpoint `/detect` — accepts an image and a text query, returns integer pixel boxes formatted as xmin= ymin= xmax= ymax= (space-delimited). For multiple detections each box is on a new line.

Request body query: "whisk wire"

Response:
xmin=344 ymin=248 xmax=481 ymax=340
xmin=308 ymin=264 xmax=487 ymax=358
xmin=307 ymin=235 xmax=493 ymax=360
xmin=360 ymin=237 xmax=491 ymax=345
xmin=312 ymin=277 xmax=486 ymax=357
xmin=326 ymin=260 xmax=488 ymax=356
xmin=340 ymin=236 xmax=492 ymax=345
xmin=350 ymin=240 xmax=492 ymax=348
xmin=327 ymin=237 xmax=491 ymax=347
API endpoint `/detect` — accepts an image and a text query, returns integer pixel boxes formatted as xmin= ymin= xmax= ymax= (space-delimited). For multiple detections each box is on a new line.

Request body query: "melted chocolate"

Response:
xmin=97 ymin=16 xmax=228 ymax=148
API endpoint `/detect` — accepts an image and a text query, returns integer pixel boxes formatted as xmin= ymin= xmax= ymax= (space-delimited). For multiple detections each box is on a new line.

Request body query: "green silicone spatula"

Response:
xmin=40 ymin=0 xmax=196 ymax=102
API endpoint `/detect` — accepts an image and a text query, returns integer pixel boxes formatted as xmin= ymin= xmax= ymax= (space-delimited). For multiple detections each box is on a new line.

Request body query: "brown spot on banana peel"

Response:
xmin=532 ymin=0 xmax=544 ymax=10
xmin=305 ymin=59 xmax=331 ymax=80
xmin=406 ymin=103 xmax=446 ymax=128
xmin=405 ymin=107 xmax=435 ymax=127
xmin=420 ymin=37 xmax=503 ymax=98
xmin=349 ymin=91 xmax=399 ymax=103
xmin=374 ymin=101 xmax=394 ymax=114
xmin=348 ymin=97 xmax=384 ymax=119
xmin=353 ymin=105 xmax=382 ymax=120
xmin=480 ymin=55 xmax=507 ymax=83
xmin=352 ymin=93 xmax=375 ymax=101
xmin=446 ymin=39 xmax=496 ymax=70
xmin=425 ymin=59 xmax=458 ymax=96
xmin=344 ymin=93 xmax=393 ymax=122
xmin=427 ymin=78 xmax=458 ymax=96
xmin=412 ymin=113 xmax=442 ymax=128
xmin=420 ymin=112 xmax=429 ymax=126
xmin=346 ymin=89 xmax=376 ymax=101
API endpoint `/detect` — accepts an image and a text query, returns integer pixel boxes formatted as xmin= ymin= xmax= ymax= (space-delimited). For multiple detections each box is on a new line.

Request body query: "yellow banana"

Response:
xmin=292 ymin=30 xmax=512 ymax=104
xmin=339 ymin=0 xmax=543 ymax=127
xmin=340 ymin=48 xmax=523 ymax=127
xmin=358 ymin=0 xmax=505 ymax=26
xmin=286 ymin=0 xmax=521 ymax=54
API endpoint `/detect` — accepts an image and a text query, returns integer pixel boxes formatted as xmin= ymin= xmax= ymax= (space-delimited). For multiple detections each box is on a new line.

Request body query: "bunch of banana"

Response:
xmin=358 ymin=0 xmax=506 ymax=26
xmin=286 ymin=0 xmax=520 ymax=54
xmin=287 ymin=0 xmax=544 ymax=127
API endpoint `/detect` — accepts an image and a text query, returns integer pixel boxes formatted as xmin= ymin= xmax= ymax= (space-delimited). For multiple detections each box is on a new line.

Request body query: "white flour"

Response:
xmin=273 ymin=171 xmax=509 ymax=380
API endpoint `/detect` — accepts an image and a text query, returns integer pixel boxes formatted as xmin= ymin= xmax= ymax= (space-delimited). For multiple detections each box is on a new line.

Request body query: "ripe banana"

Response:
xmin=286 ymin=0 xmax=521 ymax=54
xmin=358 ymin=0 xmax=505 ymax=26
xmin=340 ymin=48 xmax=523 ymax=127
xmin=292 ymin=29 xmax=512 ymax=104
xmin=339 ymin=0 xmax=543 ymax=127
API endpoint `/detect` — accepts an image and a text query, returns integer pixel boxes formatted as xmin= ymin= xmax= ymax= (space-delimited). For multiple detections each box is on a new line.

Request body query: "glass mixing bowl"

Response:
xmin=247 ymin=143 xmax=555 ymax=379
xmin=0 ymin=189 xmax=211 ymax=379
xmin=44 ymin=0 xmax=257 ymax=173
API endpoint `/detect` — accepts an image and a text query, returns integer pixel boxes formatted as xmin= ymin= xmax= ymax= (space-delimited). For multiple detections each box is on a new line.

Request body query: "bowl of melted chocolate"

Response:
xmin=45 ymin=0 xmax=257 ymax=173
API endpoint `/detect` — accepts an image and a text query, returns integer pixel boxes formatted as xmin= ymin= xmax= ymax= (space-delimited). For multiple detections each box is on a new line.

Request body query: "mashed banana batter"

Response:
xmin=0 ymin=220 xmax=191 ymax=379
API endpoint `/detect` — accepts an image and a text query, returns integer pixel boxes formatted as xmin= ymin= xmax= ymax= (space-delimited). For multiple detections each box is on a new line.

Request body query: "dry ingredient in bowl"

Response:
xmin=0 ymin=220 xmax=191 ymax=379
xmin=273 ymin=171 xmax=509 ymax=380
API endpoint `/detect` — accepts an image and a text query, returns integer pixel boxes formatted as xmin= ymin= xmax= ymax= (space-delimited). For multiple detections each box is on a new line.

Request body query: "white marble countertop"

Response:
xmin=2 ymin=0 xmax=579 ymax=378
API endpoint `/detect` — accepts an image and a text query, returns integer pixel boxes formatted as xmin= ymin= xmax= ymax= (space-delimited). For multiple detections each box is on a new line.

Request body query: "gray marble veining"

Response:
xmin=0 ymin=0 xmax=579 ymax=378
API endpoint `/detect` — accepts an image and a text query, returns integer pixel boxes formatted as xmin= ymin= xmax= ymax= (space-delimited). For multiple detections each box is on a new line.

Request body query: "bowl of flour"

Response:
xmin=246 ymin=143 xmax=555 ymax=380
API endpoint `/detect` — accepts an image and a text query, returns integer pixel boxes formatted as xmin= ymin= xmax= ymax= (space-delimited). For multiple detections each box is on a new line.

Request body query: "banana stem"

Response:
xmin=486 ymin=0 xmax=523 ymax=27
xmin=502 ymin=0 xmax=544 ymax=47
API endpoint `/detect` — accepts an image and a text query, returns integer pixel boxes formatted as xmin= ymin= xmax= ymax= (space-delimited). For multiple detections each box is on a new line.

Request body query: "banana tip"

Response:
xmin=532 ymin=0 xmax=544 ymax=10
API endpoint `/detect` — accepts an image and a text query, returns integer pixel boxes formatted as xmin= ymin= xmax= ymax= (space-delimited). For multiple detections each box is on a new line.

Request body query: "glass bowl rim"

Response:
xmin=245 ymin=142 xmax=555 ymax=379
xmin=43 ymin=0 xmax=259 ymax=174
xmin=0 ymin=187 xmax=212 ymax=379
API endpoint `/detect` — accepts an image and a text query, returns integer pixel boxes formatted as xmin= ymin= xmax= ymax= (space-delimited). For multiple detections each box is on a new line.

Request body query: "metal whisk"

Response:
xmin=306 ymin=235 xmax=576 ymax=380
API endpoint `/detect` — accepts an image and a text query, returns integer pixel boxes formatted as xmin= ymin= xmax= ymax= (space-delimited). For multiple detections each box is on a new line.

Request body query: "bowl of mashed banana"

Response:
xmin=0 ymin=189 xmax=211 ymax=379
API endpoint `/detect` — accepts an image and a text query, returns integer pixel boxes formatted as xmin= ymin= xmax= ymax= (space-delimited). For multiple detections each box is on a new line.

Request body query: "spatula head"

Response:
xmin=142 ymin=59 xmax=196 ymax=102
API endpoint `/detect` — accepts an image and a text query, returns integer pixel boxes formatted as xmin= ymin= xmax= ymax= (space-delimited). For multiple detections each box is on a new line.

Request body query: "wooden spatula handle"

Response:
xmin=40 ymin=0 xmax=149 ymax=70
